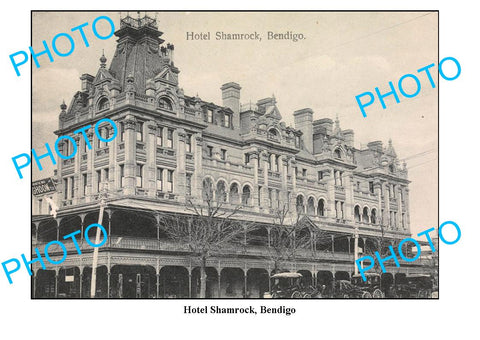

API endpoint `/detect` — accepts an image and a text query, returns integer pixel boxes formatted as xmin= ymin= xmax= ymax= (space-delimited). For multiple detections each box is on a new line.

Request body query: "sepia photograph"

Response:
xmin=31 ymin=11 xmax=438 ymax=299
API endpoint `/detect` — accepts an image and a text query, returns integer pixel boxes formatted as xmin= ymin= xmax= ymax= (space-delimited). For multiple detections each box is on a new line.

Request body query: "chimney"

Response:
xmin=221 ymin=82 xmax=241 ymax=128
xmin=80 ymin=74 xmax=94 ymax=92
xmin=343 ymin=129 xmax=354 ymax=147
xmin=167 ymin=43 xmax=174 ymax=64
xmin=294 ymin=108 xmax=314 ymax=153
xmin=367 ymin=141 xmax=383 ymax=152
xmin=315 ymin=118 xmax=333 ymax=135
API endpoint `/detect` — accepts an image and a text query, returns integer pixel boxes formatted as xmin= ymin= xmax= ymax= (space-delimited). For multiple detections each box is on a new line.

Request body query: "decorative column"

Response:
xmin=217 ymin=269 xmax=222 ymax=298
xmin=281 ymin=156 xmax=288 ymax=206
xmin=251 ymin=151 xmax=259 ymax=211
xmin=57 ymin=140 xmax=64 ymax=203
xmin=398 ymin=186 xmax=404 ymax=229
xmin=193 ymin=135 xmax=203 ymax=201
xmin=404 ymin=188 xmax=411 ymax=231
xmin=344 ymin=172 xmax=353 ymax=221
xmin=354 ymin=226 xmax=359 ymax=275
xmin=383 ymin=182 xmax=390 ymax=228
xmin=79 ymin=267 xmax=84 ymax=298
xmin=176 ymin=128 xmax=187 ymax=203
xmin=156 ymin=259 xmax=162 ymax=299
xmin=105 ymin=209 xmax=112 ymax=247
xmin=55 ymin=217 xmax=62 ymax=241
xmin=374 ymin=180 xmax=382 ymax=225
xmin=73 ymin=135 xmax=81 ymax=204
xmin=79 ymin=213 xmax=86 ymax=243
xmin=108 ymin=124 xmax=117 ymax=191
xmin=107 ymin=267 xmax=111 ymax=298
xmin=85 ymin=129 xmax=94 ymax=202
xmin=188 ymin=269 xmax=192 ymax=298
xmin=244 ymin=268 xmax=248 ymax=298
xmin=123 ymin=115 xmax=137 ymax=195
xmin=261 ymin=150 xmax=269 ymax=208
xmin=325 ymin=169 xmax=335 ymax=218
xmin=54 ymin=268 xmax=59 ymax=298
xmin=146 ymin=122 xmax=157 ymax=197
xmin=32 ymin=270 xmax=37 ymax=298
xmin=291 ymin=158 xmax=297 ymax=193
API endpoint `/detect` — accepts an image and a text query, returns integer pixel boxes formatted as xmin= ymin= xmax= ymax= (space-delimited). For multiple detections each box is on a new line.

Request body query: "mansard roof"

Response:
xmin=107 ymin=15 xmax=167 ymax=95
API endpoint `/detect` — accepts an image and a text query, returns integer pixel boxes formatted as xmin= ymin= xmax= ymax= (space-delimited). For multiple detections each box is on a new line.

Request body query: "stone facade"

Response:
xmin=31 ymin=14 xmax=425 ymax=299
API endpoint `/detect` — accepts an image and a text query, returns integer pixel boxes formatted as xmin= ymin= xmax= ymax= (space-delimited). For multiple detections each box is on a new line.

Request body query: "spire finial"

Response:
xmin=100 ymin=49 xmax=107 ymax=68
xmin=60 ymin=99 xmax=67 ymax=111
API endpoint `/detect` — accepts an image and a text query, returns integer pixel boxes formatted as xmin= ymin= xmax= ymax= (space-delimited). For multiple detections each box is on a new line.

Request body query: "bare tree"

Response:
xmin=267 ymin=204 xmax=328 ymax=276
xmin=159 ymin=179 xmax=255 ymax=298
xmin=363 ymin=222 xmax=400 ymax=275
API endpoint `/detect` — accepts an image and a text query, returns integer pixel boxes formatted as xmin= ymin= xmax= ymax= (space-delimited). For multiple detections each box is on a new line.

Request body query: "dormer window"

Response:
xmin=98 ymin=97 xmax=109 ymax=111
xmin=334 ymin=148 xmax=342 ymax=159
xmin=158 ymin=97 xmax=173 ymax=111
xmin=207 ymin=109 xmax=214 ymax=123
xmin=295 ymin=136 xmax=300 ymax=148
xmin=268 ymin=128 xmax=279 ymax=141
xmin=224 ymin=113 xmax=231 ymax=128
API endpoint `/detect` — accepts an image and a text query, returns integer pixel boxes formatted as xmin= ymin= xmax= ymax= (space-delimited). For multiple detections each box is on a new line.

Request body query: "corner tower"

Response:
xmin=108 ymin=14 xmax=168 ymax=94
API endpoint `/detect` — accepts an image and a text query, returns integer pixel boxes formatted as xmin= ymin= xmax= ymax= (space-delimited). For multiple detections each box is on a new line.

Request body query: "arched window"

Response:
xmin=389 ymin=164 xmax=395 ymax=173
xmin=317 ymin=199 xmax=325 ymax=216
xmin=371 ymin=209 xmax=377 ymax=224
xmin=334 ymin=148 xmax=342 ymax=159
xmin=242 ymin=185 xmax=251 ymax=206
xmin=363 ymin=207 xmax=370 ymax=223
xmin=216 ymin=181 xmax=227 ymax=203
xmin=296 ymin=195 xmax=305 ymax=215
xmin=307 ymin=197 xmax=315 ymax=215
xmin=158 ymin=97 xmax=173 ymax=111
xmin=354 ymin=205 xmax=361 ymax=222
xmin=230 ymin=183 xmax=240 ymax=204
xmin=202 ymin=178 xmax=213 ymax=201
xmin=98 ymin=97 xmax=109 ymax=111
xmin=268 ymin=128 xmax=279 ymax=141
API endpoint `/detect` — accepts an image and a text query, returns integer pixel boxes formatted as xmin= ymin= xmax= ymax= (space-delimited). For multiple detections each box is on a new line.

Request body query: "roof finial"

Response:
xmin=100 ymin=49 xmax=107 ymax=68
xmin=60 ymin=99 xmax=67 ymax=112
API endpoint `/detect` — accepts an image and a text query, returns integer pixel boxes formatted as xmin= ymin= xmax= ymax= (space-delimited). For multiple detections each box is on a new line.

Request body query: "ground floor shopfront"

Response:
xmin=31 ymin=206 xmax=430 ymax=298
xmin=31 ymin=250 xmax=428 ymax=299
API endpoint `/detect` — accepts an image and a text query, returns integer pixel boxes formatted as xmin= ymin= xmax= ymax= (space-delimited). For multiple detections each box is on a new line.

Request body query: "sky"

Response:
xmin=32 ymin=11 xmax=438 ymax=235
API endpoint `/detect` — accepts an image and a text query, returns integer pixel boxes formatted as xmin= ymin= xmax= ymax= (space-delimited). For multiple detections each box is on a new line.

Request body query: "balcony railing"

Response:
xmin=33 ymin=235 xmax=432 ymax=268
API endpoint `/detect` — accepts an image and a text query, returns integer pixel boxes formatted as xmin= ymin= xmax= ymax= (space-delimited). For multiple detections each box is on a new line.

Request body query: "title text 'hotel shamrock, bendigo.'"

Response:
xmin=31 ymin=14 xmax=431 ymax=298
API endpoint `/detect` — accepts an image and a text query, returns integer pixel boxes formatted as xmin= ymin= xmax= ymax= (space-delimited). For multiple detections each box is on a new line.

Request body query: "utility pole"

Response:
xmin=90 ymin=182 xmax=108 ymax=298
